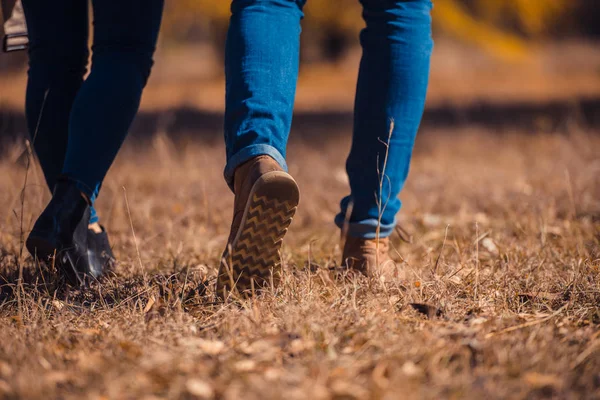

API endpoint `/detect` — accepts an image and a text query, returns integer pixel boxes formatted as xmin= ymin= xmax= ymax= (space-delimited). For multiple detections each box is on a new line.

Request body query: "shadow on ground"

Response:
xmin=1 ymin=96 xmax=599 ymax=149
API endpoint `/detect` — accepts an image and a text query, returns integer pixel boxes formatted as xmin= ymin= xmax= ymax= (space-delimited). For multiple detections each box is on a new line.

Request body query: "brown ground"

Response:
xmin=0 ymin=127 xmax=598 ymax=399
xmin=2 ymin=40 xmax=600 ymax=112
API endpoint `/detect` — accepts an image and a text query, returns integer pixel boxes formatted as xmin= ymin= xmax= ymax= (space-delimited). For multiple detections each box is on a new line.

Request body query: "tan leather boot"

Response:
xmin=216 ymin=155 xmax=299 ymax=298
xmin=341 ymin=236 xmax=401 ymax=281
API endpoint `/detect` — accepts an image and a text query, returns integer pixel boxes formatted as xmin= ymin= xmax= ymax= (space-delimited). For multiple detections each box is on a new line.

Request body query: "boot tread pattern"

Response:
xmin=217 ymin=190 xmax=298 ymax=297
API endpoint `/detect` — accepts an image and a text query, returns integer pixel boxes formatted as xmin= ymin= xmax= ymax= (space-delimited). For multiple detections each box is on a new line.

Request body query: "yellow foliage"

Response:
xmin=163 ymin=0 xmax=573 ymax=60
xmin=433 ymin=0 xmax=572 ymax=61
xmin=474 ymin=0 xmax=571 ymax=36
xmin=433 ymin=0 xmax=528 ymax=61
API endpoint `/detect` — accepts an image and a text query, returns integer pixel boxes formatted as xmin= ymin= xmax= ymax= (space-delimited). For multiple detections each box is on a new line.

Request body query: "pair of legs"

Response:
xmin=23 ymin=0 xmax=163 ymax=283
xmin=23 ymin=0 xmax=163 ymax=224
xmin=217 ymin=0 xmax=432 ymax=294
xmin=224 ymin=0 xmax=433 ymax=239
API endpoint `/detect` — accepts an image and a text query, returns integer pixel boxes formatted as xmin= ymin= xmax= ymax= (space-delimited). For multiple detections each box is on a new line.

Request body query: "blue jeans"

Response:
xmin=224 ymin=0 xmax=433 ymax=239
xmin=22 ymin=0 xmax=163 ymax=223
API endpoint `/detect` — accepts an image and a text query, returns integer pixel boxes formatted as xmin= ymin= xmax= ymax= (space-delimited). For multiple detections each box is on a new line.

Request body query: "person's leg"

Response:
xmin=336 ymin=0 xmax=433 ymax=241
xmin=223 ymin=0 xmax=306 ymax=188
xmin=217 ymin=0 xmax=305 ymax=297
xmin=20 ymin=0 xmax=103 ymax=223
xmin=26 ymin=0 xmax=163 ymax=284
xmin=61 ymin=0 xmax=164 ymax=200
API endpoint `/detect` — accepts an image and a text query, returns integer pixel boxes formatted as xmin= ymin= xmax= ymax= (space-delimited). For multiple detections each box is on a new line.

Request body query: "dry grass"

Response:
xmin=0 ymin=128 xmax=598 ymax=399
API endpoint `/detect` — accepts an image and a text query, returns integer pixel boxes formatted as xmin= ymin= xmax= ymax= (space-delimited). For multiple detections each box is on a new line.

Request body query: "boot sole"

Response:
xmin=216 ymin=171 xmax=299 ymax=298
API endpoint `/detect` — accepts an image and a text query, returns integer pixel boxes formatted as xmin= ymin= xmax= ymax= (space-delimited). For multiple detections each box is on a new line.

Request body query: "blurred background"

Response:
xmin=1 ymin=0 xmax=599 ymax=142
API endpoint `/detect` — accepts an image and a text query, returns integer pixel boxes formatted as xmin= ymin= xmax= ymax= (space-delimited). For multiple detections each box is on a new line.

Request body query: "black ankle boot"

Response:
xmin=87 ymin=225 xmax=116 ymax=272
xmin=26 ymin=178 xmax=104 ymax=285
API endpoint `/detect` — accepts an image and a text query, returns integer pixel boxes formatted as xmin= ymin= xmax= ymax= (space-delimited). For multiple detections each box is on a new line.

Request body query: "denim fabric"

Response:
xmin=22 ymin=0 xmax=163 ymax=223
xmin=224 ymin=0 xmax=307 ymax=187
xmin=224 ymin=0 xmax=432 ymax=238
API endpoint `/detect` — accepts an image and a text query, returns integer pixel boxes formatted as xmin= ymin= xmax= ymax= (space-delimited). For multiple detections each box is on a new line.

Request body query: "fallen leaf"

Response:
xmin=238 ymin=340 xmax=276 ymax=356
xmin=264 ymin=368 xmax=281 ymax=381
xmin=186 ymin=379 xmax=214 ymax=399
xmin=52 ymin=300 xmax=65 ymax=310
xmin=0 ymin=361 xmax=12 ymax=376
xmin=289 ymin=338 xmax=313 ymax=354
xmin=143 ymin=296 xmax=156 ymax=313
xmin=481 ymin=238 xmax=499 ymax=255
xmin=45 ymin=371 xmax=69 ymax=384
xmin=180 ymin=338 xmax=225 ymax=356
xmin=71 ymin=328 xmax=101 ymax=337
xmin=524 ymin=372 xmax=562 ymax=390
xmin=372 ymin=361 xmax=390 ymax=389
xmin=234 ymin=359 xmax=256 ymax=372
xmin=474 ymin=213 xmax=490 ymax=225
xmin=0 ymin=380 xmax=11 ymax=395
xmin=401 ymin=361 xmax=423 ymax=377
xmin=546 ymin=226 xmax=563 ymax=236
xmin=330 ymin=379 xmax=369 ymax=399
xmin=422 ymin=213 xmax=442 ymax=227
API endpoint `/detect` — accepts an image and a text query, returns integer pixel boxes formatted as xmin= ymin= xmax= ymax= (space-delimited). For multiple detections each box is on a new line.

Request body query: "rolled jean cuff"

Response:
xmin=334 ymin=213 xmax=396 ymax=239
xmin=89 ymin=207 xmax=99 ymax=224
xmin=224 ymin=144 xmax=288 ymax=191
